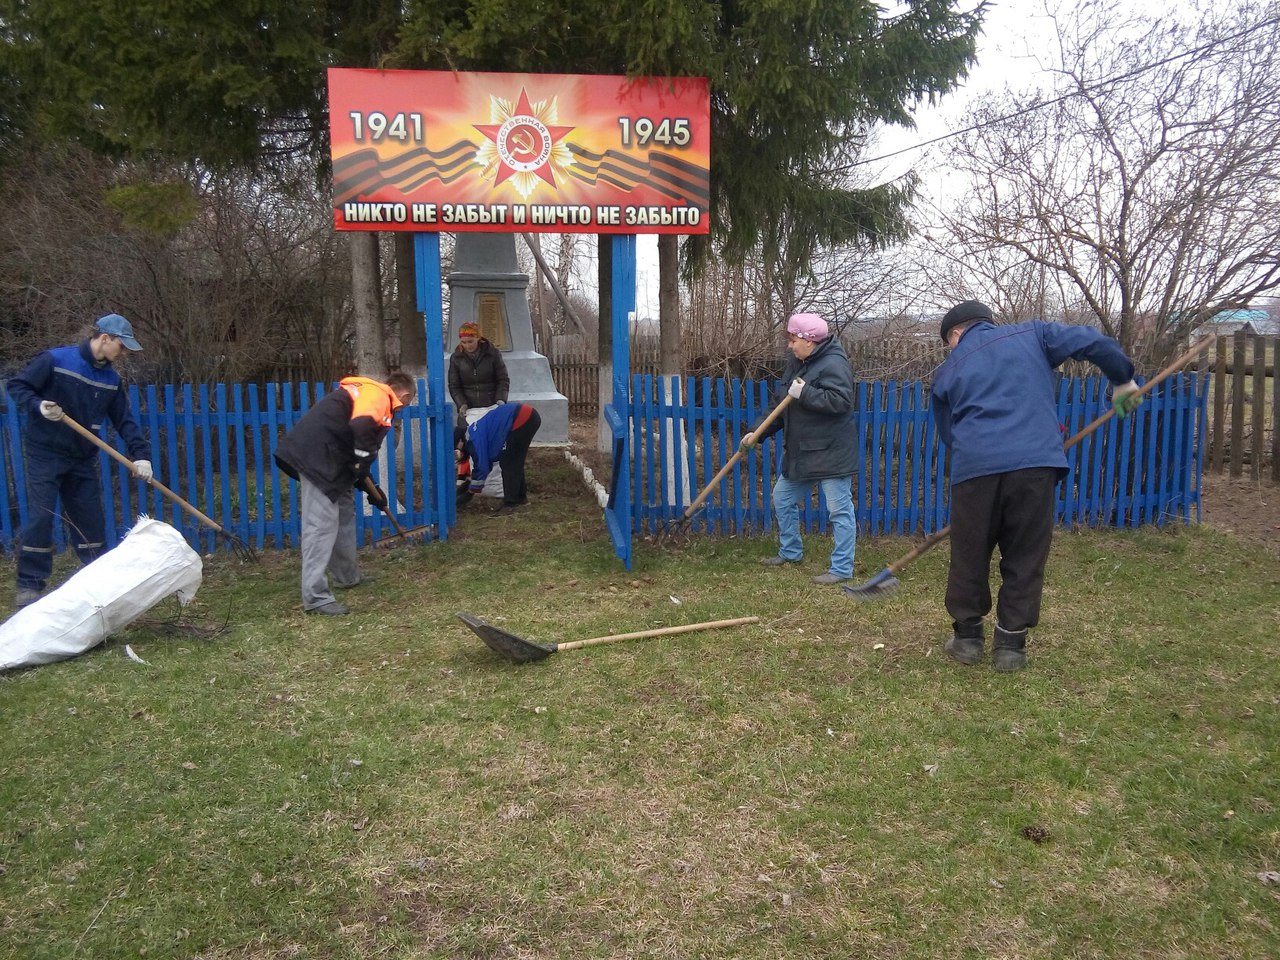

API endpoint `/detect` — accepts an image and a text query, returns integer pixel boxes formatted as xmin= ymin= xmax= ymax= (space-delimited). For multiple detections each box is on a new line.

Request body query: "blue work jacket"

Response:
xmin=930 ymin=320 xmax=1134 ymax=486
xmin=7 ymin=340 xmax=148 ymax=463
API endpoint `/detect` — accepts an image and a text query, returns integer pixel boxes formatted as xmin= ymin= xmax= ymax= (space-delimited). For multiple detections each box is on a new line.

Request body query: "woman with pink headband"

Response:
xmin=740 ymin=312 xmax=858 ymax=585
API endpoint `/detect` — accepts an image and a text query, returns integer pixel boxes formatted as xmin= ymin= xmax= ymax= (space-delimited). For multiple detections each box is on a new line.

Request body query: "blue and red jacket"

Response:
xmin=7 ymin=339 xmax=148 ymax=462
xmin=466 ymin=402 xmax=535 ymax=489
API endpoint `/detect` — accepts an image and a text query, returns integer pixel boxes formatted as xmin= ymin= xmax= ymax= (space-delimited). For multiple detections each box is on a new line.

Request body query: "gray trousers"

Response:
xmin=299 ymin=479 xmax=359 ymax=610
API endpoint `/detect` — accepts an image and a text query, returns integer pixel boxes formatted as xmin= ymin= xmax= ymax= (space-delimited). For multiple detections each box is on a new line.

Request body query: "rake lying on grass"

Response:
xmin=842 ymin=336 xmax=1213 ymax=601
xmin=458 ymin=612 xmax=760 ymax=664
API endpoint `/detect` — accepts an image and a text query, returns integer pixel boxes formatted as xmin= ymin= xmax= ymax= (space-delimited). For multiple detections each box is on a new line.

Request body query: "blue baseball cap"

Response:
xmin=94 ymin=313 xmax=143 ymax=351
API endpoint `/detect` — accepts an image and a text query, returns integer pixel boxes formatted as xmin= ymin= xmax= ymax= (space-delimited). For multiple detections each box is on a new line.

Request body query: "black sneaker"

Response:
xmin=333 ymin=575 xmax=376 ymax=589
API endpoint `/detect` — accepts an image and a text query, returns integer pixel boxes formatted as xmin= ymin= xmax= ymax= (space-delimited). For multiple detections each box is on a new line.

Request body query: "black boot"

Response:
xmin=993 ymin=626 xmax=1028 ymax=672
xmin=944 ymin=622 xmax=985 ymax=665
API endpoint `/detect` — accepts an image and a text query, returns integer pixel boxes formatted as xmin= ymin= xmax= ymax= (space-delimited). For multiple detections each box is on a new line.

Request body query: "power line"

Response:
xmin=859 ymin=11 xmax=1280 ymax=168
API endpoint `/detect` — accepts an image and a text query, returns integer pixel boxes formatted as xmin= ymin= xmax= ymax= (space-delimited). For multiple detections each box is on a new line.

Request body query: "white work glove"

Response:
xmin=39 ymin=400 xmax=64 ymax=421
xmin=787 ymin=378 xmax=805 ymax=401
xmin=739 ymin=431 xmax=757 ymax=452
xmin=133 ymin=460 xmax=153 ymax=481
xmin=1112 ymin=380 xmax=1143 ymax=419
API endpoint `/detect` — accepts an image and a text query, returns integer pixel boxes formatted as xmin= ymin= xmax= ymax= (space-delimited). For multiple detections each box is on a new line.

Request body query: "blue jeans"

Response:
xmin=771 ymin=475 xmax=856 ymax=578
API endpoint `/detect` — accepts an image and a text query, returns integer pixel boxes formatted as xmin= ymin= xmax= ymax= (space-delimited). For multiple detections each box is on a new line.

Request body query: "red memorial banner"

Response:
xmin=327 ymin=69 xmax=711 ymax=235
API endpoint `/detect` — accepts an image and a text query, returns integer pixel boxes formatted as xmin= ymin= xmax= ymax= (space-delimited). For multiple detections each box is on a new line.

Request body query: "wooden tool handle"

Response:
xmin=683 ymin=394 xmax=795 ymax=520
xmin=360 ymin=475 xmax=410 ymax=540
xmin=887 ymin=338 xmax=1213 ymax=576
xmin=61 ymin=414 xmax=226 ymax=535
xmin=557 ymin=615 xmax=761 ymax=652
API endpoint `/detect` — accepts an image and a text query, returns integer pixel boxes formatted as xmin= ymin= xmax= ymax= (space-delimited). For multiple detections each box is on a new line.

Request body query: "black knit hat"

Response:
xmin=940 ymin=300 xmax=992 ymax=342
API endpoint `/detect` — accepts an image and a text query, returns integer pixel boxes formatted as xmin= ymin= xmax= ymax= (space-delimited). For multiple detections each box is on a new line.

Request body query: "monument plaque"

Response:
xmin=447 ymin=233 xmax=568 ymax=444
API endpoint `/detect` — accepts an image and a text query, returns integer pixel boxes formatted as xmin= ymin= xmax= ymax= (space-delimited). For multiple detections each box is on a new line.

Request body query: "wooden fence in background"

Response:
xmin=1205 ymin=333 xmax=1278 ymax=482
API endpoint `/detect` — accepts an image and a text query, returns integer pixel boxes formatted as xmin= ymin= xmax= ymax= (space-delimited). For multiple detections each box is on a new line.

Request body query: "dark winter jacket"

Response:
xmin=930 ymin=319 xmax=1135 ymax=486
xmin=274 ymin=376 xmax=404 ymax=502
xmin=754 ymin=337 xmax=856 ymax=482
xmin=7 ymin=340 xmax=149 ymax=462
xmin=448 ymin=340 xmax=510 ymax=411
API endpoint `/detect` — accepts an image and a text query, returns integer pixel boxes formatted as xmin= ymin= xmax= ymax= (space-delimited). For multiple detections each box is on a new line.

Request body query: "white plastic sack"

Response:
xmin=465 ymin=404 xmax=505 ymax=498
xmin=0 ymin=517 xmax=203 ymax=671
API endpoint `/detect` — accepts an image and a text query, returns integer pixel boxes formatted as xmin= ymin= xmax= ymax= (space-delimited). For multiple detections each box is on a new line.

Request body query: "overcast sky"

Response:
xmin=633 ymin=0 xmax=1188 ymax=320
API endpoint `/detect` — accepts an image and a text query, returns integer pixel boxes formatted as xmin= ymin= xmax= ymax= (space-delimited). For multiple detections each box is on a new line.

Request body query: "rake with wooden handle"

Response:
xmin=358 ymin=476 xmax=433 ymax=546
xmin=457 ymin=612 xmax=761 ymax=664
xmin=60 ymin=413 xmax=257 ymax=561
xmin=658 ymin=393 xmax=795 ymax=542
xmin=841 ymin=337 xmax=1213 ymax=600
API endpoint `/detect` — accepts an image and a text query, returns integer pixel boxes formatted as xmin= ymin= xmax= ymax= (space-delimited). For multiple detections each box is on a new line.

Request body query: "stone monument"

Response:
xmin=446 ymin=233 xmax=569 ymax=444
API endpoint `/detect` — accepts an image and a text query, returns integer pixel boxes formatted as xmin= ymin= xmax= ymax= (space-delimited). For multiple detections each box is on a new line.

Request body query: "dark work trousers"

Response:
xmin=945 ymin=467 xmax=1059 ymax=635
xmin=499 ymin=408 xmax=541 ymax=506
xmin=17 ymin=452 xmax=107 ymax=591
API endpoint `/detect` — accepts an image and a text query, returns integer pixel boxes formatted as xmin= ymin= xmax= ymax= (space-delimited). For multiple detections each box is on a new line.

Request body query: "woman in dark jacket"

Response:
xmin=741 ymin=313 xmax=857 ymax=585
xmin=448 ymin=322 xmax=509 ymax=426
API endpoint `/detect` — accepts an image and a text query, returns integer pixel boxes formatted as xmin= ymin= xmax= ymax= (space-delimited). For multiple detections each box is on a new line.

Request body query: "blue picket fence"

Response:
xmin=0 ymin=370 xmax=1208 ymax=558
xmin=0 ymin=379 xmax=453 ymax=555
xmin=626 ymin=372 xmax=1208 ymax=537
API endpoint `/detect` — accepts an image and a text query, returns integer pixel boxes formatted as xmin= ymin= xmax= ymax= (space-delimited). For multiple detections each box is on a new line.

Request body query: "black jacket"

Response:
xmin=754 ymin=337 xmax=857 ymax=482
xmin=273 ymin=377 xmax=400 ymax=502
xmin=448 ymin=340 xmax=510 ymax=410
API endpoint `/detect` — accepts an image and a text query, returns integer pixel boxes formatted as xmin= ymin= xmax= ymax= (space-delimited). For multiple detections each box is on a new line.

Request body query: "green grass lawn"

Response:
xmin=2 ymin=451 xmax=1277 ymax=959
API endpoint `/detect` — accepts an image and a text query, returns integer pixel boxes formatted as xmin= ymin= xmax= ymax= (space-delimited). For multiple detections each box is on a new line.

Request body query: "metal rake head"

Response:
xmin=841 ymin=569 xmax=900 ymax=601
xmin=222 ymin=530 xmax=258 ymax=563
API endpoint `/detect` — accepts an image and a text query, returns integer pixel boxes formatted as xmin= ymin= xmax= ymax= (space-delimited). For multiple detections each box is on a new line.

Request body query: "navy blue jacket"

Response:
xmin=931 ymin=320 xmax=1135 ymax=485
xmin=754 ymin=337 xmax=857 ymax=482
xmin=7 ymin=340 xmax=148 ymax=462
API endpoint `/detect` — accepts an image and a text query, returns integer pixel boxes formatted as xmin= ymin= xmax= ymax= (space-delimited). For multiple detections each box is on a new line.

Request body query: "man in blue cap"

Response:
xmin=7 ymin=314 xmax=152 ymax=609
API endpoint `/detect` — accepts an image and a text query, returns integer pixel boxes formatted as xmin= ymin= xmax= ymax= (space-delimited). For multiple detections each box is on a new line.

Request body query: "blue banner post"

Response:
xmin=604 ymin=234 xmax=636 ymax=569
xmin=414 ymin=232 xmax=453 ymax=539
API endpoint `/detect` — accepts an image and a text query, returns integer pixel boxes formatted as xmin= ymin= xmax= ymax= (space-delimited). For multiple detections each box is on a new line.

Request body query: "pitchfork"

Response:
xmin=60 ymin=414 xmax=258 ymax=561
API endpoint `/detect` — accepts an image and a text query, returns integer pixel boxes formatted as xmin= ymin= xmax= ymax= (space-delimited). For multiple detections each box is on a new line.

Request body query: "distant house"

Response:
xmin=1203 ymin=309 xmax=1280 ymax=337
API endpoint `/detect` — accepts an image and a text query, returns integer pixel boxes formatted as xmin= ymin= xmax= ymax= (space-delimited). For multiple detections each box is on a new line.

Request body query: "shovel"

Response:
xmin=842 ymin=336 xmax=1214 ymax=600
xmin=458 ymin=612 xmax=760 ymax=664
xmin=659 ymin=393 xmax=795 ymax=542
xmin=60 ymin=414 xmax=257 ymax=561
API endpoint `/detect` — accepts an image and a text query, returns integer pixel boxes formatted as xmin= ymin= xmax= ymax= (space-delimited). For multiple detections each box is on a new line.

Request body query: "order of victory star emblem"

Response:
xmin=474 ymin=88 xmax=575 ymax=198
